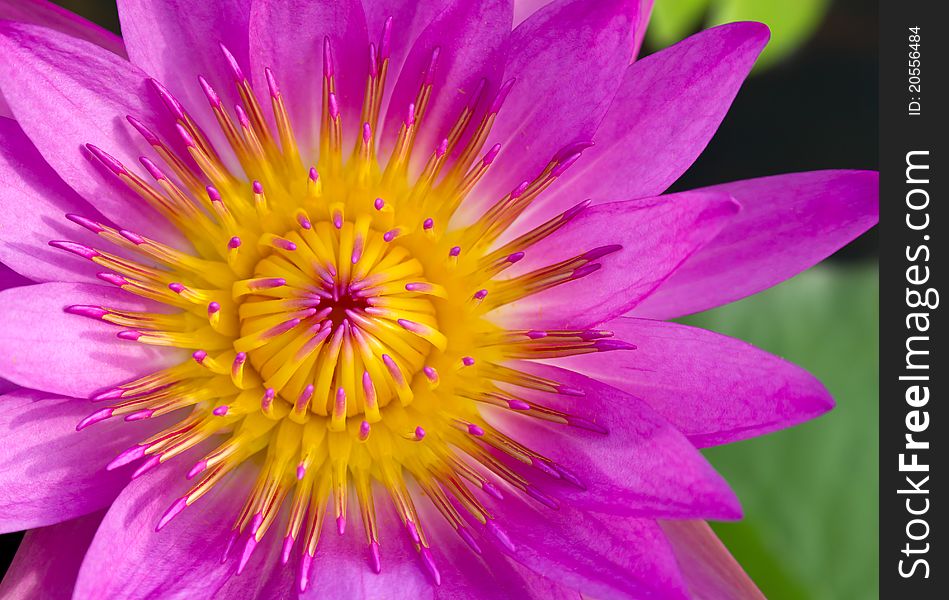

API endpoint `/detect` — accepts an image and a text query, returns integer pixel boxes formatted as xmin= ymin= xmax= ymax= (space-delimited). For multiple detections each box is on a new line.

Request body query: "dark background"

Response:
xmin=2 ymin=0 xmax=879 ymax=596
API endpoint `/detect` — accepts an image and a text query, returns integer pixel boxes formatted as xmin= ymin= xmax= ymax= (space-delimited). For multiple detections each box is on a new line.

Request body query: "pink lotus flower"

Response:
xmin=0 ymin=0 xmax=877 ymax=598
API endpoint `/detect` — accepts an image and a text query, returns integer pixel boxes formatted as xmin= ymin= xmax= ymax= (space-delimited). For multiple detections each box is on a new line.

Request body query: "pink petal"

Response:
xmin=632 ymin=170 xmax=880 ymax=318
xmin=660 ymin=520 xmax=765 ymax=599
xmin=73 ymin=458 xmax=292 ymax=599
xmin=0 ymin=264 xmax=31 ymax=292
xmin=0 ymin=390 xmax=167 ymax=532
xmin=0 ymin=511 xmax=105 ymax=599
xmin=0 ymin=282 xmax=180 ymax=398
xmin=463 ymin=0 xmax=637 ymax=220
xmin=0 ymin=21 xmax=183 ymax=244
xmin=0 ymin=117 xmax=104 ymax=283
xmin=632 ymin=0 xmax=653 ymax=58
xmin=491 ymin=190 xmax=738 ymax=329
xmin=0 ymin=268 xmax=21 ymax=394
xmin=378 ymin=0 xmax=512 ymax=168
xmin=116 ymin=0 xmax=251 ymax=160
xmin=0 ymin=0 xmax=125 ymax=118
xmin=512 ymin=0 xmax=551 ymax=25
xmin=470 ymin=492 xmax=689 ymax=599
xmin=487 ymin=362 xmax=741 ymax=519
xmin=301 ymin=500 xmax=432 ymax=599
xmin=556 ymin=317 xmax=834 ymax=447
xmin=361 ymin=0 xmax=456 ymax=117
xmin=0 ymin=376 xmax=18 ymax=396
xmin=423 ymin=501 xmax=581 ymax=600
xmin=523 ymin=22 xmax=768 ymax=230
xmin=300 ymin=495 xmax=577 ymax=599
xmin=249 ymin=0 xmax=368 ymax=160
xmin=513 ymin=0 xmax=652 ymax=58
xmin=0 ymin=0 xmax=124 ymax=56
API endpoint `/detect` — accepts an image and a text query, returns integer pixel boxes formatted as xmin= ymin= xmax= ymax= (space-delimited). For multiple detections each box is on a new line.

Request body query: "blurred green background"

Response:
xmin=653 ymin=0 xmax=879 ymax=596
xmin=13 ymin=1 xmax=879 ymax=598
xmin=648 ymin=0 xmax=832 ymax=71
xmin=683 ymin=266 xmax=878 ymax=599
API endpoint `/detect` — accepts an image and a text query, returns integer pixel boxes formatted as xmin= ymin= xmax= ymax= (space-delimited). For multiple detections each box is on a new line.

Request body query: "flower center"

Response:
xmin=236 ymin=220 xmax=440 ymax=422
xmin=55 ymin=21 xmax=632 ymax=592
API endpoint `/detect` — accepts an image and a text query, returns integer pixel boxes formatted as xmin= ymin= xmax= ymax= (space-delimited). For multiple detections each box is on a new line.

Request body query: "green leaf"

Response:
xmin=679 ymin=264 xmax=878 ymax=599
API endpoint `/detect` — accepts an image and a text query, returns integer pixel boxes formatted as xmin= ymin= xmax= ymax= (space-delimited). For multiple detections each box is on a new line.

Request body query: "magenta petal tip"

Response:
xmin=265 ymin=68 xmax=280 ymax=98
xmin=281 ymin=535 xmax=295 ymax=565
xmin=298 ymin=553 xmax=314 ymax=593
xmin=593 ymin=339 xmax=637 ymax=352
xmin=124 ymin=408 xmax=154 ymax=421
xmin=132 ymin=455 xmax=161 ymax=479
xmin=482 ymin=481 xmax=503 ymax=500
xmin=458 ymin=527 xmax=482 ymax=554
xmin=187 ymin=460 xmax=208 ymax=480
xmin=556 ymin=384 xmax=585 ymax=397
xmin=97 ymin=272 xmax=128 ymax=287
xmin=138 ymin=156 xmax=165 ymax=181
xmin=571 ymin=263 xmax=601 ymax=279
xmin=156 ymin=497 xmax=188 ymax=532
xmin=486 ymin=520 xmax=516 ymax=552
xmin=482 ymin=143 xmax=501 ymax=165
xmin=76 ymin=407 xmax=114 ymax=431
xmin=85 ymin=144 xmax=126 ymax=175
xmin=489 ymin=77 xmax=516 ymax=114
xmin=65 ymin=305 xmax=108 ymax=320
xmin=127 ymin=115 xmax=160 ymax=145
xmin=49 ymin=240 xmax=98 ymax=260
xmin=119 ymin=229 xmax=145 ymax=245
xmin=92 ymin=387 xmax=125 ymax=401
xmin=107 ymin=445 xmax=146 ymax=471
xmin=563 ymin=199 xmax=592 ymax=220
xmin=553 ymin=464 xmax=587 ymax=489
xmin=198 ymin=75 xmax=221 ymax=108
xmin=369 ymin=541 xmax=382 ymax=573
xmin=420 ymin=547 xmax=441 ymax=585
xmin=65 ymin=213 xmax=103 ymax=233
xmin=379 ymin=17 xmax=393 ymax=58
xmin=551 ymin=151 xmax=582 ymax=177
xmin=149 ymin=78 xmax=185 ymax=120
xmin=566 ymin=415 xmax=609 ymax=434
xmin=583 ymin=244 xmax=623 ymax=261
xmin=237 ymin=535 xmax=258 ymax=575
xmin=525 ymin=485 xmax=559 ymax=510
xmin=219 ymin=43 xmax=246 ymax=82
